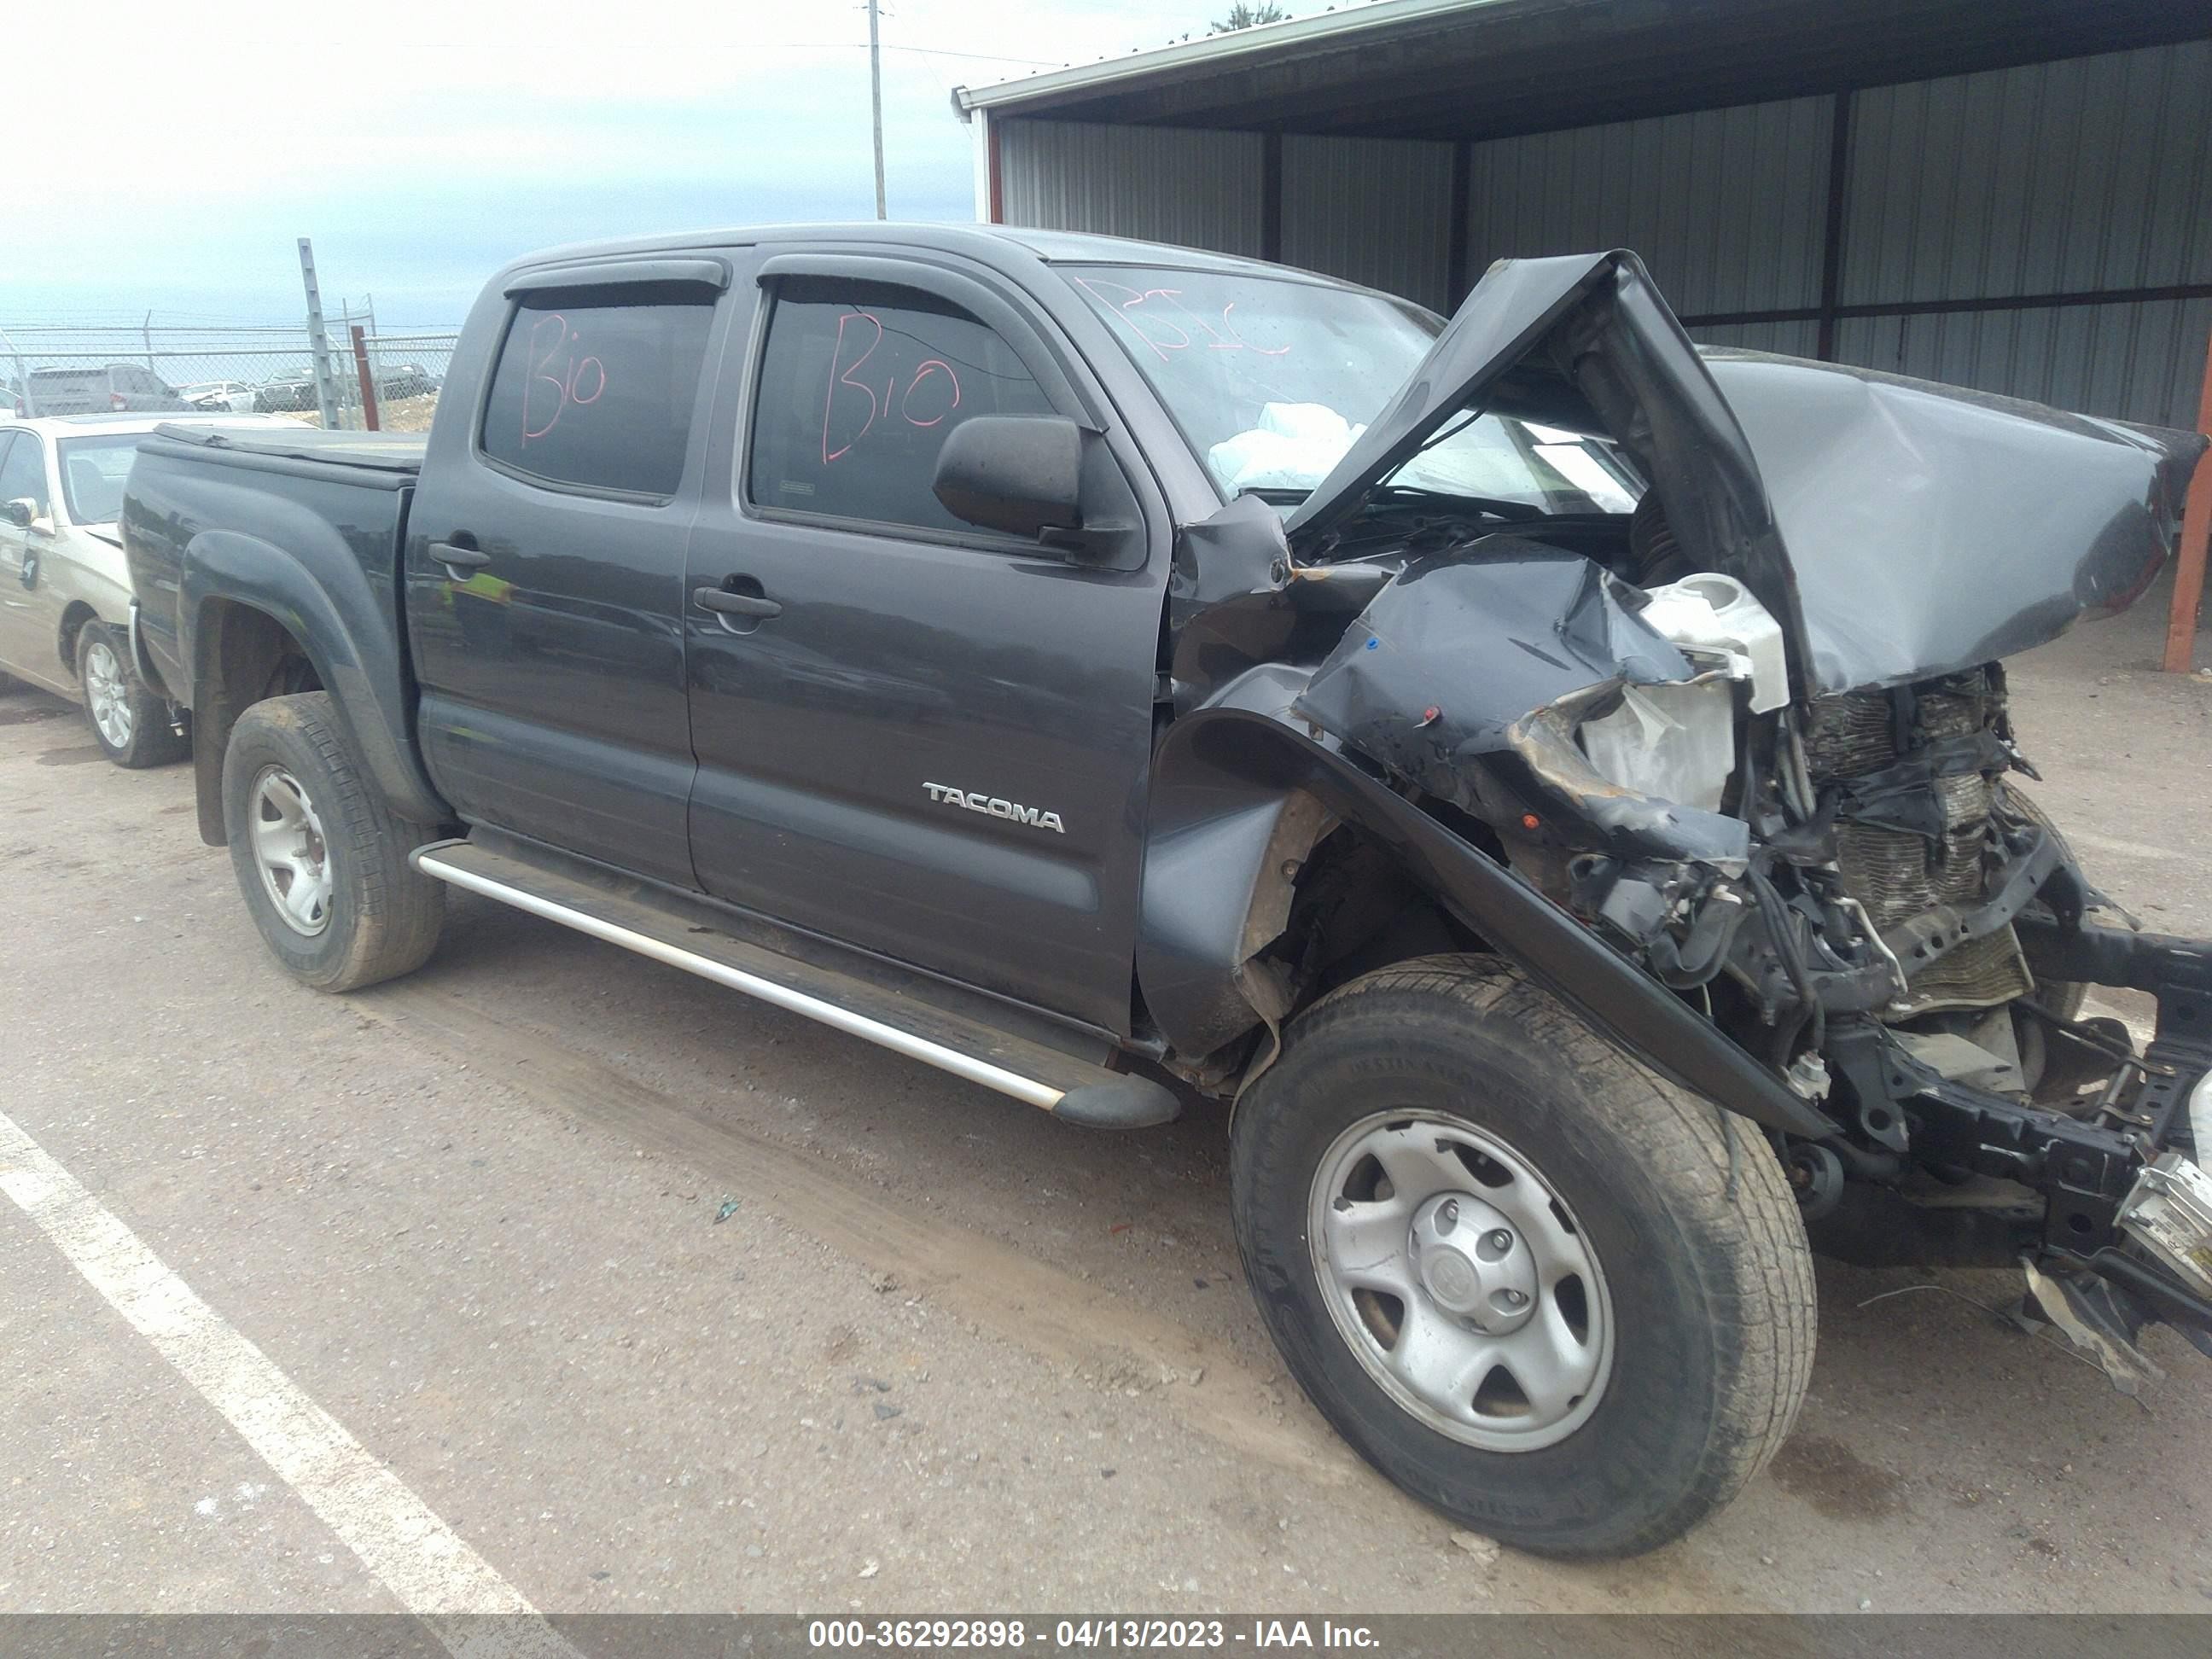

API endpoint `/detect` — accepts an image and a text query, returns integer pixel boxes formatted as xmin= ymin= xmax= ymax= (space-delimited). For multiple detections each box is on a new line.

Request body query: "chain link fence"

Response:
xmin=3 ymin=320 xmax=459 ymax=433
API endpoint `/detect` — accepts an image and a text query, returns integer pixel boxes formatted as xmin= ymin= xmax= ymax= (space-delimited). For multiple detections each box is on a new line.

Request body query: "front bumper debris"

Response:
xmin=2119 ymin=1152 xmax=2212 ymax=1299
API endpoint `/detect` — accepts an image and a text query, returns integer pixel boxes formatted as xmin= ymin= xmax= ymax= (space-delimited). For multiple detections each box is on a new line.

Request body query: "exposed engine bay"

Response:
xmin=1161 ymin=249 xmax=2212 ymax=1388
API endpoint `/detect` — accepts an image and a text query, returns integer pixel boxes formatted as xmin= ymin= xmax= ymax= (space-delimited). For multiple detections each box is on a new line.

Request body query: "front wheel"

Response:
xmin=1231 ymin=956 xmax=1814 ymax=1558
xmin=221 ymin=691 xmax=445 ymax=992
xmin=79 ymin=621 xmax=188 ymax=768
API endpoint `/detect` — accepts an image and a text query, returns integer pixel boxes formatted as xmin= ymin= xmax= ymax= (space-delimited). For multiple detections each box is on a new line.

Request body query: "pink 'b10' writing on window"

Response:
xmin=821 ymin=311 xmax=962 ymax=464
xmin=521 ymin=312 xmax=606 ymax=444
xmin=1072 ymin=278 xmax=1291 ymax=364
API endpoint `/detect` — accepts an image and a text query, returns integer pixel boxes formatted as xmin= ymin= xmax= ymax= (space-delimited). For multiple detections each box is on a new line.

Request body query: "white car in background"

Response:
xmin=0 ymin=411 xmax=296 ymax=765
xmin=178 ymin=380 xmax=259 ymax=413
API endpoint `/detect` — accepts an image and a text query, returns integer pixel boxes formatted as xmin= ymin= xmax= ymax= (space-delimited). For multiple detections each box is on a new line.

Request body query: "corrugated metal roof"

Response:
xmin=957 ymin=0 xmax=2210 ymax=145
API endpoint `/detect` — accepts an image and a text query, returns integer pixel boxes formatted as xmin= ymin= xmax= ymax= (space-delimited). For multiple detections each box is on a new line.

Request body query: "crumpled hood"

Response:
xmin=1285 ymin=249 xmax=2207 ymax=697
xmin=1703 ymin=352 xmax=2199 ymax=691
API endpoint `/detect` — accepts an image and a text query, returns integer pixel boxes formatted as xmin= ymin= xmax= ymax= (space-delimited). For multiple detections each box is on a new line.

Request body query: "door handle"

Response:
xmin=693 ymin=586 xmax=783 ymax=621
xmin=429 ymin=540 xmax=490 ymax=572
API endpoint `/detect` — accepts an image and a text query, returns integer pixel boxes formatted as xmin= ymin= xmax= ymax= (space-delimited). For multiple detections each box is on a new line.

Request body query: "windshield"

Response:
xmin=55 ymin=435 xmax=143 ymax=525
xmin=1063 ymin=264 xmax=1639 ymax=515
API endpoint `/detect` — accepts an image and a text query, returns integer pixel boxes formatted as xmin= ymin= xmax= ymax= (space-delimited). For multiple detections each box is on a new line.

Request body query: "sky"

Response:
xmin=6 ymin=0 xmax=1292 ymax=329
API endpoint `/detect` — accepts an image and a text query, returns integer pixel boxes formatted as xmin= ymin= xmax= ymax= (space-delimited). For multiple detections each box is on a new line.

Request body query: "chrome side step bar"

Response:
xmin=410 ymin=840 xmax=1180 ymax=1129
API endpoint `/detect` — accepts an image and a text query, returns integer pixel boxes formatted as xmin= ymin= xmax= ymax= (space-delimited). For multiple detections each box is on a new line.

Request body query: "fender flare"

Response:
xmin=1138 ymin=707 xmax=1834 ymax=1138
xmin=182 ymin=527 xmax=448 ymax=841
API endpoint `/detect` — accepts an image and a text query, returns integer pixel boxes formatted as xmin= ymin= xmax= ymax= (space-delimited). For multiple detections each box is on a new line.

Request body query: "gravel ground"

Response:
xmin=0 ymin=586 xmax=2208 ymax=1617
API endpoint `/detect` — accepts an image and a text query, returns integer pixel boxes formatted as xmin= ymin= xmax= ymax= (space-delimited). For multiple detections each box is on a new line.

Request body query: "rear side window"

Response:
xmin=480 ymin=291 xmax=715 ymax=498
xmin=747 ymin=280 xmax=1054 ymax=534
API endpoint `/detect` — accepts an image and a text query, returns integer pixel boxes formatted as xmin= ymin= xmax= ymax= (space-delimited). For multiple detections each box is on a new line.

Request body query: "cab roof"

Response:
xmin=494 ymin=221 xmax=1359 ymax=292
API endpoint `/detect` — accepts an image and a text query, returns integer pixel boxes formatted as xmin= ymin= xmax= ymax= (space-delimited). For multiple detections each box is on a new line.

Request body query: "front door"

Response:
xmin=0 ymin=431 xmax=61 ymax=691
xmin=404 ymin=265 xmax=731 ymax=888
xmin=683 ymin=254 xmax=1169 ymax=1033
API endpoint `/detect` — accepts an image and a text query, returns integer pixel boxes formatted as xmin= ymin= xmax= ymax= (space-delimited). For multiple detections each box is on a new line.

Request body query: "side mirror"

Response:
xmin=932 ymin=415 xmax=1083 ymax=541
xmin=2 ymin=498 xmax=36 ymax=530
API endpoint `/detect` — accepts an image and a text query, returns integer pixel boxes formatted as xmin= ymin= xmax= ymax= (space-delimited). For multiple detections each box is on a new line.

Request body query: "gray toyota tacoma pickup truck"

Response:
xmin=123 ymin=225 xmax=2212 ymax=1557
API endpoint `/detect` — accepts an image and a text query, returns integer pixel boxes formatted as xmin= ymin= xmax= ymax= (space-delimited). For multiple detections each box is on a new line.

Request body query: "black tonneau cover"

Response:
xmin=148 ymin=422 xmax=427 ymax=476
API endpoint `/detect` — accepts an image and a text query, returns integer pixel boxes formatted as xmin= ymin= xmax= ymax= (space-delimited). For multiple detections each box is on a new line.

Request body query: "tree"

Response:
xmin=1209 ymin=3 xmax=1289 ymax=33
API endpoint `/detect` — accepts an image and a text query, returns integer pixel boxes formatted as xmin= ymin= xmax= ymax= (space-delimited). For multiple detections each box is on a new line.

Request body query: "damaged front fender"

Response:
xmin=1138 ymin=706 xmax=1834 ymax=1138
xmin=1290 ymin=543 xmax=1751 ymax=866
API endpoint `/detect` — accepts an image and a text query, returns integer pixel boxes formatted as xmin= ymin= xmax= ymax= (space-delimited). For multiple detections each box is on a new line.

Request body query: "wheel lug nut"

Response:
xmin=1501 ymin=1289 xmax=1528 ymax=1307
xmin=1487 ymin=1229 xmax=1511 ymax=1252
xmin=1438 ymin=1200 xmax=1459 ymax=1230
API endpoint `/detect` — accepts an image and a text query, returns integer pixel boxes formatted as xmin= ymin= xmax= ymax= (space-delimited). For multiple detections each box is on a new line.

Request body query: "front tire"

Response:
xmin=1231 ymin=955 xmax=1814 ymax=1558
xmin=221 ymin=692 xmax=444 ymax=991
xmin=78 ymin=621 xmax=188 ymax=768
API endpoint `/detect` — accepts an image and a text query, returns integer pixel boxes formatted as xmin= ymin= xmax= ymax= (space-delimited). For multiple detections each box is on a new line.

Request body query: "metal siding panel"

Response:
xmin=1280 ymin=136 xmax=1455 ymax=310
xmin=1832 ymin=299 xmax=2211 ymax=428
xmin=1460 ymin=95 xmax=1831 ymax=317
xmin=1842 ymin=42 xmax=2212 ymax=304
xmin=996 ymin=119 xmax=1266 ymax=257
xmin=1693 ymin=320 xmax=1823 ymax=357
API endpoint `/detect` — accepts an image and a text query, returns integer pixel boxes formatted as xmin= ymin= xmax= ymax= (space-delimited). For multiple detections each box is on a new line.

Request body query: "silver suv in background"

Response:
xmin=25 ymin=364 xmax=189 ymax=415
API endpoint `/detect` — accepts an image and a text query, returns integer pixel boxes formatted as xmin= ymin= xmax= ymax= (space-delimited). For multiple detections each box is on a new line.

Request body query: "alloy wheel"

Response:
xmin=83 ymin=639 xmax=133 ymax=751
xmin=248 ymin=766 xmax=335 ymax=935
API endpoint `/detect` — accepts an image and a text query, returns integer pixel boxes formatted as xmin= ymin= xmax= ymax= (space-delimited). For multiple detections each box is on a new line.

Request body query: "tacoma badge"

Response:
xmin=924 ymin=782 xmax=1066 ymax=834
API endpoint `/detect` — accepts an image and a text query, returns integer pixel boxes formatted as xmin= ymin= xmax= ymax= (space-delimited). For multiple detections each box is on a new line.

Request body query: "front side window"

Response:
xmin=746 ymin=279 xmax=1054 ymax=535
xmin=0 ymin=432 xmax=47 ymax=516
xmin=480 ymin=291 xmax=715 ymax=498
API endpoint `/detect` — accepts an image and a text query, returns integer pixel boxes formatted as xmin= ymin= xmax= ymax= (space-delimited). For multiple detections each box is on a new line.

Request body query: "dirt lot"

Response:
xmin=1 ymin=589 xmax=2209 ymax=1618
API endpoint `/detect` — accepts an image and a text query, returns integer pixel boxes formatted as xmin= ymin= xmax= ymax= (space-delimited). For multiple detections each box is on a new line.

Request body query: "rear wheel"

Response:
xmin=1231 ymin=955 xmax=1814 ymax=1558
xmin=221 ymin=691 xmax=444 ymax=991
xmin=78 ymin=621 xmax=187 ymax=768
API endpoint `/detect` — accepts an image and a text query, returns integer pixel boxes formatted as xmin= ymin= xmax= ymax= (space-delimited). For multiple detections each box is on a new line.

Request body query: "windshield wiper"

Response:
xmin=1363 ymin=484 xmax=1545 ymax=521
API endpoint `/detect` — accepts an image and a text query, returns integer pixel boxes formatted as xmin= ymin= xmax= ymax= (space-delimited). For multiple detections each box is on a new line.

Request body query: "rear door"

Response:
xmin=681 ymin=250 xmax=1171 ymax=1033
xmin=404 ymin=259 xmax=732 ymax=887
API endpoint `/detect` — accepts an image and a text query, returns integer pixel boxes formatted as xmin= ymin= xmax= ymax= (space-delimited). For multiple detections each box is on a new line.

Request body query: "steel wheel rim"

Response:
xmin=248 ymin=766 xmax=335 ymax=936
xmin=84 ymin=640 xmax=132 ymax=750
xmin=1307 ymin=1109 xmax=1614 ymax=1451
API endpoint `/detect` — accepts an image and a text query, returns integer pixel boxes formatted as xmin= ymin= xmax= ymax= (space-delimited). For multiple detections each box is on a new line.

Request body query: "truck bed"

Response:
xmin=147 ymin=422 xmax=426 ymax=476
xmin=126 ymin=419 xmax=436 ymax=841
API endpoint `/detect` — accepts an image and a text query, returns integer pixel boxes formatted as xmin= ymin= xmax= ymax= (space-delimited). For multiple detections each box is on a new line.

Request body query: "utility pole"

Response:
xmin=867 ymin=0 xmax=888 ymax=219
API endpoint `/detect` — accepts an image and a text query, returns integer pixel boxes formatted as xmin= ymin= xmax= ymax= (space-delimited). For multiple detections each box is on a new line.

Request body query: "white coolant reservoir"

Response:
xmin=1637 ymin=573 xmax=1789 ymax=713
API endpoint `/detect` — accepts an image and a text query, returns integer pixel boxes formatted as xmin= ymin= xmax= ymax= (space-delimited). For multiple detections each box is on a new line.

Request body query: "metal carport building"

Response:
xmin=952 ymin=0 xmax=2212 ymax=658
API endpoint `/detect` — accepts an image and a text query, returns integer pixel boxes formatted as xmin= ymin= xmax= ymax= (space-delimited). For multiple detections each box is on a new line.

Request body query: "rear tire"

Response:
xmin=1231 ymin=954 xmax=1813 ymax=1558
xmin=78 ymin=621 xmax=188 ymax=768
xmin=221 ymin=691 xmax=444 ymax=992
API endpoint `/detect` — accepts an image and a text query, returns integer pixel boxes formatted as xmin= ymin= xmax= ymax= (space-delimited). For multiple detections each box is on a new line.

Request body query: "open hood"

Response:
xmin=1284 ymin=250 xmax=2207 ymax=697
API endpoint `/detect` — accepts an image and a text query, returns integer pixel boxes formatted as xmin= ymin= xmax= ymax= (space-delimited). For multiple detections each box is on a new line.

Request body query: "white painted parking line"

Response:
xmin=0 ymin=1109 xmax=579 ymax=1659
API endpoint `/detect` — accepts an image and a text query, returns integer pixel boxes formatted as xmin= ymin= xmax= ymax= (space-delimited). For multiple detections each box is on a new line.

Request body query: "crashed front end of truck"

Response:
xmin=1167 ymin=251 xmax=2212 ymax=1388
